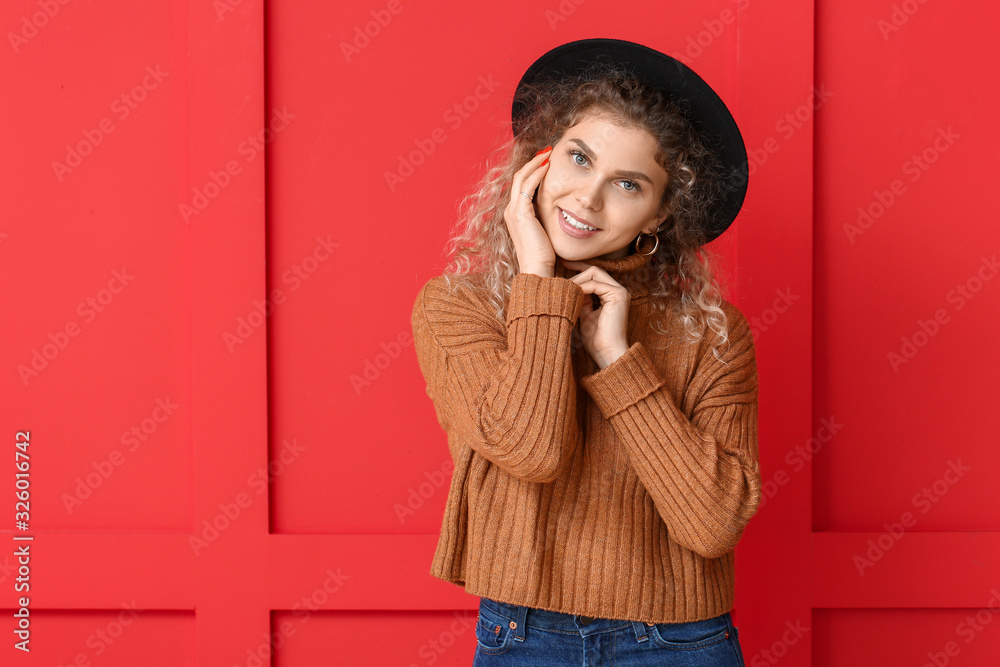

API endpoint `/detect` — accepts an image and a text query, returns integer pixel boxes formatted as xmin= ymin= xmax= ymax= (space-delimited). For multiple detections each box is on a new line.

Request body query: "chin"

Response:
xmin=551 ymin=240 xmax=604 ymax=262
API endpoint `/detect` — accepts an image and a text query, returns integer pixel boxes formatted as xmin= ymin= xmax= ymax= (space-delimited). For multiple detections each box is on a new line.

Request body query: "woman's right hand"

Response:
xmin=505 ymin=146 xmax=555 ymax=276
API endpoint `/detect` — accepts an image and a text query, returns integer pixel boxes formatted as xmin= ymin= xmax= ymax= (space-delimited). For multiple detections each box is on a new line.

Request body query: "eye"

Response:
xmin=568 ymin=149 xmax=642 ymax=193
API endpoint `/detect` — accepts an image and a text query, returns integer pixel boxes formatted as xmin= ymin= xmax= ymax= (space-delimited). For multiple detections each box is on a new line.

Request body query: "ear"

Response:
xmin=654 ymin=199 xmax=670 ymax=230
xmin=645 ymin=209 xmax=669 ymax=235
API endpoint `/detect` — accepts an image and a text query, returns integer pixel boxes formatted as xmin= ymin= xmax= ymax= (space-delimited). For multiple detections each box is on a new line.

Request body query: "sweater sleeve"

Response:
xmin=411 ymin=272 xmax=586 ymax=483
xmin=578 ymin=304 xmax=761 ymax=559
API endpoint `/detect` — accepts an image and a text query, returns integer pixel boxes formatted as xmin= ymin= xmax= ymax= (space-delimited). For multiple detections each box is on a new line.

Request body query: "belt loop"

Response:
xmin=512 ymin=603 xmax=528 ymax=642
xmin=632 ymin=620 xmax=651 ymax=643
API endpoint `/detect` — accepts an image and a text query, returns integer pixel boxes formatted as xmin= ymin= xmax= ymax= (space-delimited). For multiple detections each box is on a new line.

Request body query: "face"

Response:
xmin=535 ymin=110 xmax=670 ymax=261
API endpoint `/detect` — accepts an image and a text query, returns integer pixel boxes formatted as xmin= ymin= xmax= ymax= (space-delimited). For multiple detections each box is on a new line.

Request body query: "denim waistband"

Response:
xmin=479 ymin=595 xmax=733 ymax=643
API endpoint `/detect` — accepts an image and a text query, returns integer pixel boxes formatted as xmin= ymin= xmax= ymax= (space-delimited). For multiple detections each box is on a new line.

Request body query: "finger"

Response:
xmin=512 ymin=148 xmax=550 ymax=185
xmin=531 ymin=145 xmax=554 ymax=161
xmin=578 ymin=295 xmax=596 ymax=334
xmin=508 ymin=160 xmax=545 ymax=212
xmin=518 ymin=159 xmax=551 ymax=203
xmin=574 ymin=277 xmax=628 ymax=303
xmin=521 ymin=163 xmax=550 ymax=202
xmin=563 ymin=264 xmax=621 ymax=288
xmin=511 ymin=148 xmax=552 ymax=198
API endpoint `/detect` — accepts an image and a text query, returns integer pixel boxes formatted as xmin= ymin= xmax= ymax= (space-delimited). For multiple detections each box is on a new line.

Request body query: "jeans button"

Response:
xmin=578 ymin=615 xmax=594 ymax=625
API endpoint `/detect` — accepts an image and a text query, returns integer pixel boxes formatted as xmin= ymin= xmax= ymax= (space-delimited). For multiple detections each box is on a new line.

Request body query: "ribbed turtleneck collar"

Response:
xmin=552 ymin=233 xmax=657 ymax=298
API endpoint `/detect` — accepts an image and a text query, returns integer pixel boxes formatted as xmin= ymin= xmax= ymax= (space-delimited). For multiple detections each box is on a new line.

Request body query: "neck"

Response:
xmin=552 ymin=234 xmax=657 ymax=297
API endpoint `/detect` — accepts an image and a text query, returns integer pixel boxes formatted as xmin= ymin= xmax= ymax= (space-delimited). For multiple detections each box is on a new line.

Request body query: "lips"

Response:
xmin=557 ymin=207 xmax=600 ymax=239
xmin=559 ymin=208 xmax=600 ymax=230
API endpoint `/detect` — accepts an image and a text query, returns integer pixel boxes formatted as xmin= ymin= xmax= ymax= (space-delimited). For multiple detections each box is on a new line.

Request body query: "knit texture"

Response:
xmin=410 ymin=235 xmax=761 ymax=624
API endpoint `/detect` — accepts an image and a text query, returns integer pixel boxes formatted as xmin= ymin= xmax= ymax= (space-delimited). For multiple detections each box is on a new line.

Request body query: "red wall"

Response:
xmin=1 ymin=0 xmax=997 ymax=664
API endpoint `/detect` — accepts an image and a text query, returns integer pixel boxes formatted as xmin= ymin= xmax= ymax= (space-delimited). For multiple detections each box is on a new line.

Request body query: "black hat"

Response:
xmin=512 ymin=37 xmax=749 ymax=242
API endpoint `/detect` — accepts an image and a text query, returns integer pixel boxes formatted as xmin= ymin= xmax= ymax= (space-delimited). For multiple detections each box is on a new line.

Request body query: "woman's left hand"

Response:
xmin=561 ymin=259 xmax=630 ymax=369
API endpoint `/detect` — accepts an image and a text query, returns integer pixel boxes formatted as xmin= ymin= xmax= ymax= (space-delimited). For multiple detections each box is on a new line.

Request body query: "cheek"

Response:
xmin=539 ymin=167 xmax=569 ymax=197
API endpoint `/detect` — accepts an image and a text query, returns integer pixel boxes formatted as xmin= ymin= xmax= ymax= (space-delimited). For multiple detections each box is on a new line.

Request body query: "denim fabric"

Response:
xmin=473 ymin=596 xmax=746 ymax=666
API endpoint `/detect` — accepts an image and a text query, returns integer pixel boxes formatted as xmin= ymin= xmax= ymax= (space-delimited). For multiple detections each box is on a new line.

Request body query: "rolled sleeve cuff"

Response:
xmin=580 ymin=341 xmax=666 ymax=417
xmin=505 ymin=273 xmax=584 ymax=326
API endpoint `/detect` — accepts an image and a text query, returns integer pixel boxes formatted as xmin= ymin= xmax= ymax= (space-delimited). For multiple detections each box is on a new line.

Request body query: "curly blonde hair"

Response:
xmin=438 ymin=58 xmax=738 ymax=361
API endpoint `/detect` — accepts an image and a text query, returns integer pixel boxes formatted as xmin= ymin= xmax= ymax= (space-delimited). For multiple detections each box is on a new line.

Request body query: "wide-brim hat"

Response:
xmin=512 ymin=37 xmax=748 ymax=243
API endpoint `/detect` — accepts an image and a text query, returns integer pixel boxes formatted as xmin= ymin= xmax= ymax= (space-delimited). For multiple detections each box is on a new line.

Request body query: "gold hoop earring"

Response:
xmin=635 ymin=230 xmax=660 ymax=256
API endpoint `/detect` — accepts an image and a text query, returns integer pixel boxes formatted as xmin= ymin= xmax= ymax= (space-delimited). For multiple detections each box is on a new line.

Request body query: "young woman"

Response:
xmin=411 ymin=38 xmax=758 ymax=666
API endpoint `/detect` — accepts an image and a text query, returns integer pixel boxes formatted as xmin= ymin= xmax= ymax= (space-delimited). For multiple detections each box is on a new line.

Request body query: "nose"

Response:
xmin=576 ymin=177 xmax=602 ymax=211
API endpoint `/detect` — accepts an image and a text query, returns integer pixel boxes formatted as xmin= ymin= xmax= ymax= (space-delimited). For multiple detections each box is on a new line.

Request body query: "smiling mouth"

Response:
xmin=560 ymin=208 xmax=599 ymax=231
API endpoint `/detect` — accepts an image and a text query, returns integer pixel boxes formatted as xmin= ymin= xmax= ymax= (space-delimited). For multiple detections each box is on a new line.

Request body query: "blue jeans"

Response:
xmin=473 ymin=596 xmax=746 ymax=666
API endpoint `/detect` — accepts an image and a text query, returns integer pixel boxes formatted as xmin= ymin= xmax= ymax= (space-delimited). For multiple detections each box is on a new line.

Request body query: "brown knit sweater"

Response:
xmin=410 ymin=237 xmax=761 ymax=624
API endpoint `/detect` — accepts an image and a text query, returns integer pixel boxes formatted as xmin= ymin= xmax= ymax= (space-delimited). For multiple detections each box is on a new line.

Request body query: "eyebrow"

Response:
xmin=568 ymin=138 xmax=654 ymax=184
